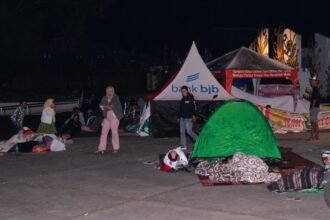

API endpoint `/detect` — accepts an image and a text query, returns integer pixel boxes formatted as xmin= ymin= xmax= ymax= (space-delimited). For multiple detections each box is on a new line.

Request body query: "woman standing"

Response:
xmin=37 ymin=98 xmax=57 ymax=134
xmin=178 ymin=86 xmax=197 ymax=150
xmin=95 ymin=86 xmax=123 ymax=154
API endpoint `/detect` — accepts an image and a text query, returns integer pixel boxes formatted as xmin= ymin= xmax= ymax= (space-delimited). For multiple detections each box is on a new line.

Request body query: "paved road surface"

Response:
xmin=0 ymin=132 xmax=329 ymax=220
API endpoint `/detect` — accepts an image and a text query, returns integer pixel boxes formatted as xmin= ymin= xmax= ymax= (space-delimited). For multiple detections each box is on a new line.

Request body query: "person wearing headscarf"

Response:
xmin=37 ymin=98 xmax=57 ymax=134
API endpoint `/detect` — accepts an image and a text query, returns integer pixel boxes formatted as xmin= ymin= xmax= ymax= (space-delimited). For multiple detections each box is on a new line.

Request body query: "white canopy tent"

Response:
xmin=153 ymin=42 xmax=233 ymax=101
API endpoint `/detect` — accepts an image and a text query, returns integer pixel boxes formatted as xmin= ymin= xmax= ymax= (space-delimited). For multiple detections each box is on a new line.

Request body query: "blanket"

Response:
xmin=195 ymin=152 xmax=281 ymax=184
xmin=267 ymin=166 xmax=324 ymax=193
xmin=0 ymin=129 xmax=66 ymax=153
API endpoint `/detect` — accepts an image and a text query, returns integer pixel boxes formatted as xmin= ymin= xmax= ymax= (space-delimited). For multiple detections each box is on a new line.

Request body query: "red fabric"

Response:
xmin=225 ymin=69 xmax=234 ymax=93
xmin=45 ymin=141 xmax=52 ymax=151
xmin=290 ymin=71 xmax=299 ymax=89
xmin=32 ymin=145 xmax=45 ymax=153
xmin=23 ymin=129 xmax=34 ymax=136
xmin=265 ymin=107 xmax=271 ymax=120
xmin=160 ymin=163 xmax=172 ymax=172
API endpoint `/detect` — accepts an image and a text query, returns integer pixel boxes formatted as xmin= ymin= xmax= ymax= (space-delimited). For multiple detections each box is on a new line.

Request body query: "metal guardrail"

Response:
xmin=0 ymin=99 xmax=80 ymax=116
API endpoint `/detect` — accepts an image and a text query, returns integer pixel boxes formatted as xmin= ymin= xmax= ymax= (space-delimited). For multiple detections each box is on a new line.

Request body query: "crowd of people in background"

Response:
xmin=1 ymin=76 xmax=323 ymax=157
xmin=1 ymin=86 xmax=124 ymax=155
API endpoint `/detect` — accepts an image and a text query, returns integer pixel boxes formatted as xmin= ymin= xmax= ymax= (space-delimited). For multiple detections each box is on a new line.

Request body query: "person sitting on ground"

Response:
xmin=84 ymin=109 xmax=103 ymax=132
xmin=162 ymin=147 xmax=189 ymax=171
xmin=61 ymin=107 xmax=93 ymax=135
xmin=73 ymin=107 xmax=86 ymax=125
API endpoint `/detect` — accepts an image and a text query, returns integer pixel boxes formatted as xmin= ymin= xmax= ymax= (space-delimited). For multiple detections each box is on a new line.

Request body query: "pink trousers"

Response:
xmin=98 ymin=111 xmax=120 ymax=151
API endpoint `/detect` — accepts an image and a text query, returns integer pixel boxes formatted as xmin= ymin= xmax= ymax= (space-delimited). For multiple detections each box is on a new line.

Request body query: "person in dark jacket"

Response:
xmin=178 ymin=86 xmax=197 ymax=149
xmin=95 ymin=86 xmax=124 ymax=154
xmin=308 ymin=76 xmax=321 ymax=140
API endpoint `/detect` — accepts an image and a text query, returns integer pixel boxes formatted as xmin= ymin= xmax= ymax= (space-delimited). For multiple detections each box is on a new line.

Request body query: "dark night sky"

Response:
xmin=87 ymin=0 xmax=330 ymax=56
xmin=1 ymin=0 xmax=330 ymax=91
xmin=3 ymin=0 xmax=330 ymax=58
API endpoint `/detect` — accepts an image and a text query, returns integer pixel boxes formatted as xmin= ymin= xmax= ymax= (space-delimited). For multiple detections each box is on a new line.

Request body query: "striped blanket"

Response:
xmin=267 ymin=166 xmax=324 ymax=193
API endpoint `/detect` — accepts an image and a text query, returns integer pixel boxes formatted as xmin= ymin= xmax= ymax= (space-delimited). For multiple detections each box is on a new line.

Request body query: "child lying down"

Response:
xmin=162 ymin=147 xmax=189 ymax=171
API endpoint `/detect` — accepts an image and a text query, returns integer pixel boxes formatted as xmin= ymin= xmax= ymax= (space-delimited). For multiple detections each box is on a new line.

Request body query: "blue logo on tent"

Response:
xmin=186 ymin=73 xmax=199 ymax=82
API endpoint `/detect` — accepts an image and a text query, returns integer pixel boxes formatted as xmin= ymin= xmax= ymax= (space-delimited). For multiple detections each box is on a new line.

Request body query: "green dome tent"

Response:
xmin=191 ymin=100 xmax=281 ymax=159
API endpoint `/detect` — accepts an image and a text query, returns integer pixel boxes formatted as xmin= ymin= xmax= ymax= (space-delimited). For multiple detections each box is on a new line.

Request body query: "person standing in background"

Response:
xmin=95 ymin=86 xmax=123 ymax=154
xmin=10 ymin=100 xmax=28 ymax=134
xmin=177 ymin=86 xmax=197 ymax=150
xmin=37 ymin=98 xmax=57 ymax=134
xmin=308 ymin=76 xmax=321 ymax=140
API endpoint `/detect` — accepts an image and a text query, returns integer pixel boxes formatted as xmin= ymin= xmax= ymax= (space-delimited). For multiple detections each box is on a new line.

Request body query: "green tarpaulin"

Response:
xmin=191 ymin=100 xmax=281 ymax=159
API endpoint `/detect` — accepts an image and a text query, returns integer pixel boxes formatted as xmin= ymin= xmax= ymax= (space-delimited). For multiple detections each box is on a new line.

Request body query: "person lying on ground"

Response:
xmin=195 ymin=152 xmax=281 ymax=183
xmin=0 ymin=127 xmax=69 ymax=153
xmin=0 ymin=127 xmax=36 ymax=153
xmin=163 ymin=147 xmax=189 ymax=171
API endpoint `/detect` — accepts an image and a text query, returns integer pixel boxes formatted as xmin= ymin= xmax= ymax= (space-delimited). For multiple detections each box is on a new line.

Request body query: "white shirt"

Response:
xmin=163 ymin=147 xmax=188 ymax=170
xmin=41 ymin=107 xmax=55 ymax=124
